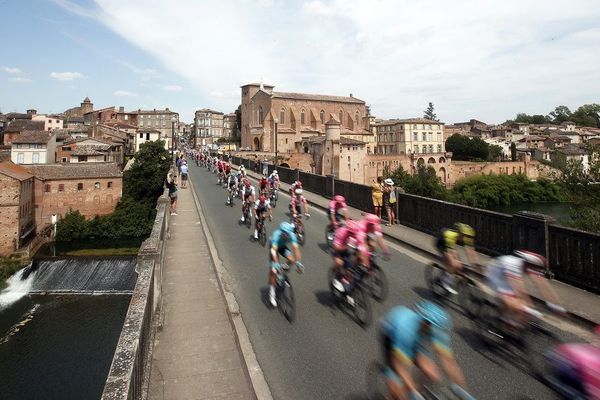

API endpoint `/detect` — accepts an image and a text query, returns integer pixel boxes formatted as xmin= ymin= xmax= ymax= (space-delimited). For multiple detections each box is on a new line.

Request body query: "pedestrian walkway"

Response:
xmin=148 ymin=180 xmax=255 ymax=400
xmin=239 ymin=165 xmax=600 ymax=326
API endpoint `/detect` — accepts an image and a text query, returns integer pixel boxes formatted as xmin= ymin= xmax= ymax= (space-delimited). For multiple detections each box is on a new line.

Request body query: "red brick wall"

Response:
xmin=0 ymin=175 xmax=21 ymax=255
xmin=33 ymin=176 xmax=122 ymax=228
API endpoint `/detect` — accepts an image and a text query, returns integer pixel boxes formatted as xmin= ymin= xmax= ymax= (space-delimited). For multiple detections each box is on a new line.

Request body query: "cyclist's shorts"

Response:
xmin=269 ymin=241 xmax=292 ymax=259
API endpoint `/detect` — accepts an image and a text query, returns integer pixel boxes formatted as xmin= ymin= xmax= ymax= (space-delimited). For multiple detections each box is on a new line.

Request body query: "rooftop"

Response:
xmin=12 ymin=131 xmax=54 ymax=144
xmin=271 ymin=91 xmax=365 ymax=104
xmin=0 ymin=161 xmax=33 ymax=181
xmin=5 ymin=119 xmax=45 ymax=133
xmin=71 ymin=146 xmax=110 ymax=156
xmin=301 ymin=135 xmax=366 ymax=146
xmin=24 ymin=162 xmax=122 ymax=180
xmin=377 ymin=118 xmax=444 ymax=125
xmin=195 ymin=108 xmax=224 ymax=115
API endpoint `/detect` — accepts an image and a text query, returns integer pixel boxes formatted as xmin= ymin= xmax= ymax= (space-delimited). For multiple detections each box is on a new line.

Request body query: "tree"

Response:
xmin=514 ymin=113 xmax=549 ymax=124
xmin=445 ymin=134 xmax=489 ymax=161
xmin=123 ymin=140 xmax=171 ymax=202
xmin=547 ymin=105 xmax=572 ymax=125
xmin=383 ymin=164 xmax=448 ymax=200
xmin=423 ymin=102 xmax=438 ymax=121
xmin=510 ymin=142 xmax=517 ymax=161
xmin=488 ymin=144 xmax=503 ymax=161
xmin=570 ymin=103 xmax=600 ymax=128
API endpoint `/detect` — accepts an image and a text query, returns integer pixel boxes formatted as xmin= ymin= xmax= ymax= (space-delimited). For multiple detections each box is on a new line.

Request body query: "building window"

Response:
xmin=429 ymin=144 xmax=434 ymax=153
xmin=258 ymin=106 xmax=264 ymax=125
xmin=413 ymin=145 xmax=419 ymax=153
xmin=413 ymin=124 xmax=417 ymax=129
xmin=108 ymin=181 xmax=113 ymax=189
xmin=77 ymin=183 xmax=83 ymax=191
xmin=413 ymin=133 xmax=418 ymax=141
xmin=94 ymin=182 xmax=100 ymax=189
xmin=428 ymin=133 xmax=433 ymax=141
xmin=355 ymin=112 xmax=360 ymax=126
xmin=300 ymin=110 xmax=305 ymax=125
xmin=437 ymin=144 xmax=442 ymax=153
xmin=437 ymin=132 xmax=442 ymax=141
xmin=320 ymin=110 xmax=325 ymax=123
xmin=32 ymin=153 xmax=39 ymax=164
xmin=139 ymin=133 xmax=143 ymax=139
xmin=45 ymin=184 xmax=51 ymax=193
xmin=58 ymin=184 xmax=64 ymax=192
xmin=422 ymin=133 xmax=427 ymax=141
xmin=279 ymin=108 xmax=285 ymax=124
xmin=423 ymin=145 xmax=428 ymax=153
xmin=17 ymin=153 xmax=24 ymax=163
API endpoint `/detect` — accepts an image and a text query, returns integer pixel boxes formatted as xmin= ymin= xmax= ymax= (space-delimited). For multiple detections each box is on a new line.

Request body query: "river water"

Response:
xmin=0 ymin=293 xmax=130 ymax=400
xmin=490 ymin=202 xmax=573 ymax=225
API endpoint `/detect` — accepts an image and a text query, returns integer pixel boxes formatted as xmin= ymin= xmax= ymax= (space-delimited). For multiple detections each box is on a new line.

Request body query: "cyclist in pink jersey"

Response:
xmin=358 ymin=213 xmax=391 ymax=260
xmin=329 ymin=195 xmax=348 ymax=228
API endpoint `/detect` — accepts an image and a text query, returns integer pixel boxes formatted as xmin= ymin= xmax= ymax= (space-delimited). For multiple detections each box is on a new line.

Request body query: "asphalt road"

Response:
xmin=189 ymin=163 xmax=578 ymax=400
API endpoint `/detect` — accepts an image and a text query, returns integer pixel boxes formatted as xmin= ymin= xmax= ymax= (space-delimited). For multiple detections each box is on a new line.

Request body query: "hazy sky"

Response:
xmin=1 ymin=0 xmax=599 ymax=123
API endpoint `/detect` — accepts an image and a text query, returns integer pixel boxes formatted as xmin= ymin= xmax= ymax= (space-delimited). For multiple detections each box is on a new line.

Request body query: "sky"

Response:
xmin=1 ymin=0 xmax=599 ymax=123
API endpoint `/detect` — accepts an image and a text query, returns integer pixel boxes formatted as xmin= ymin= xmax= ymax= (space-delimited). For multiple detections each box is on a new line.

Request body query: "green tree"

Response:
xmin=423 ymin=102 xmax=438 ymax=121
xmin=488 ymin=144 xmax=503 ymax=161
xmin=570 ymin=103 xmax=600 ymax=128
xmin=56 ymin=210 xmax=90 ymax=242
xmin=123 ymin=140 xmax=171 ymax=202
xmin=384 ymin=164 xmax=448 ymax=199
xmin=547 ymin=105 xmax=572 ymax=125
xmin=445 ymin=134 xmax=489 ymax=161
xmin=510 ymin=142 xmax=517 ymax=161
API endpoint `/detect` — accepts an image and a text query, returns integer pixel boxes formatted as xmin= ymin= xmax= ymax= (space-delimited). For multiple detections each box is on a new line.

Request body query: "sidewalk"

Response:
xmin=240 ymin=166 xmax=600 ymax=327
xmin=148 ymin=180 xmax=256 ymax=399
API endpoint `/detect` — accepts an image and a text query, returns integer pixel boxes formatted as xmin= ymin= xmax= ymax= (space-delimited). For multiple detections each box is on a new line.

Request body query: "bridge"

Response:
xmin=101 ymin=159 xmax=600 ymax=400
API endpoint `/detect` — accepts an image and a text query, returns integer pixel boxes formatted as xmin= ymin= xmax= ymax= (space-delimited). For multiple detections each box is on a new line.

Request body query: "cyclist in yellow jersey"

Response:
xmin=435 ymin=223 xmax=480 ymax=294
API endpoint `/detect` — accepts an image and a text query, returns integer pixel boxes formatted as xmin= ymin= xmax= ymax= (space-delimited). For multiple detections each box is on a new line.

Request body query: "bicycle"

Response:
xmin=470 ymin=292 xmax=560 ymax=378
xmin=363 ymin=252 xmax=388 ymax=302
xmin=226 ymin=188 xmax=235 ymax=207
xmin=274 ymin=260 xmax=299 ymax=323
xmin=366 ymin=360 xmax=476 ymax=400
xmin=270 ymin=187 xmax=278 ymax=207
xmin=424 ymin=262 xmax=479 ymax=316
xmin=292 ymin=213 xmax=307 ymax=246
xmin=240 ymin=200 xmax=252 ymax=229
xmin=328 ymin=260 xmax=372 ymax=327
xmin=256 ymin=213 xmax=268 ymax=246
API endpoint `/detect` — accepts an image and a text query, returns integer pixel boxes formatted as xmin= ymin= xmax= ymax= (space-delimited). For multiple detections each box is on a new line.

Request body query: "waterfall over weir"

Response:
xmin=27 ymin=257 xmax=137 ymax=294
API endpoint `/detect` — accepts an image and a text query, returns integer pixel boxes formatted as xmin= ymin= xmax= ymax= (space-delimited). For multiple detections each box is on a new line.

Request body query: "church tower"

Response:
xmin=81 ymin=96 xmax=93 ymax=114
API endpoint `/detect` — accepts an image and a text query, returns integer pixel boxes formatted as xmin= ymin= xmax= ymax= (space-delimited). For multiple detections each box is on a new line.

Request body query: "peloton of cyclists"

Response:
xmin=435 ymin=223 xmax=480 ymax=295
xmin=329 ymin=194 xmax=348 ymax=230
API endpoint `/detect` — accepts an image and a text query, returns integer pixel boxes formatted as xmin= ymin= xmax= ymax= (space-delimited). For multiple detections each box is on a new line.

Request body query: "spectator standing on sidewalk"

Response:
xmin=371 ymin=176 xmax=384 ymax=219
xmin=180 ymin=160 xmax=189 ymax=188
xmin=166 ymin=172 xmax=178 ymax=215
xmin=383 ymin=178 xmax=396 ymax=226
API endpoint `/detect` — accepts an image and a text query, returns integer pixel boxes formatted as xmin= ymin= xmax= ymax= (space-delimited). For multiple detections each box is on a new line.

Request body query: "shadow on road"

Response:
xmin=318 ymin=242 xmax=331 ymax=254
xmin=259 ymin=287 xmax=273 ymax=310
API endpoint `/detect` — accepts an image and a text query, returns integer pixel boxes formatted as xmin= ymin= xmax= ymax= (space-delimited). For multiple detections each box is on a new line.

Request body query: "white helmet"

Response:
xmin=273 ymin=170 xmax=278 ymax=175
xmin=295 ymin=188 xmax=303 ymax=195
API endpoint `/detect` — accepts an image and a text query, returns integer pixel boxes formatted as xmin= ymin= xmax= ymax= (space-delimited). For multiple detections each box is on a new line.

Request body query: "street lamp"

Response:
xmin=273 ymin=118 xmax=278 ymax=167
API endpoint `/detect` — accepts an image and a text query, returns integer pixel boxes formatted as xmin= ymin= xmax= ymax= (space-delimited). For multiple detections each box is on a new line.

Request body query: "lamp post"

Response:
xmin=171 ymin=120 xmax=175 ymax=163
xmin=274 ymin=118 xmax=278 ymax=167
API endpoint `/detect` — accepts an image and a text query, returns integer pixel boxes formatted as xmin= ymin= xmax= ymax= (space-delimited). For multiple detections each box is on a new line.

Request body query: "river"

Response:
xmin=490 ymin=202 xmax=573 ymax=225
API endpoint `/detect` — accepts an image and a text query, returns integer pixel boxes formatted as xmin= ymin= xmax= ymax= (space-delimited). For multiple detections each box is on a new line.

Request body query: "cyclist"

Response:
xmin=380 ymin=300 xmax=471 ymax=400
xmin=224 ymin=161 xmax=232 ymax=180
xmin=253 ymin=194 xmax=272 ymax=240
xmin=358 ymin=213 xmax=391 ymax=261
xmin=268 ymin=170 xmax=279 ymax=189
xmin=289 ymin=188 xmax=310 ymax=218
xmin=240 ymin=179 xmax=256 ymax=223
xmin=226 ymin=172 xmax=239 ymax=204
xmin=435 ymin=223 xmax=479 ymax=295
xmin=268 ymin=222 xmax=303 ymax=307
xmin=329 ymin=194 xmax=348 ymax=229
xmin=239 ymin=164 xmax=246 ymax=177
xmin=258 ymin=175 xmax=270 ymax=196
xmin=331 ymin=219 xmax=367 ymax=298
xmin=486 ymin=250 xmax=564 ymax=330
xmin=289 ymin=180 xmax=302 ymax=197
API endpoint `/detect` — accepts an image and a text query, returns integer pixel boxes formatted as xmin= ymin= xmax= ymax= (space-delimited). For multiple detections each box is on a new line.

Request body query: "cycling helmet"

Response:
xmin=294 ymin=188 xmax=303 ymax=195
xmin=280 ymin=222 xmax=294 ymax=235
xmin=273 ymin=170 xmax=278 ymax=175
xmin=244 ymin=179 xmax=251 ymax=187
xmin=295 ymin=180 xmax=302 ymax=187
xmin=365 ymin=213 xmax=380 ymax=225
xmin=334 ymin=195 xmax=345 ymax=203
xmin=414 ymin=300 xmax=450 ymax=331
xmin=259 ymin=194 xmax=267 ymax=203
xmin=239 ymin=165 xmax=245 ymax=171
xmin=513 ymin=250 xmax=546 ymax=269
xmin=453 ymin=223 xmax=475 ymax=238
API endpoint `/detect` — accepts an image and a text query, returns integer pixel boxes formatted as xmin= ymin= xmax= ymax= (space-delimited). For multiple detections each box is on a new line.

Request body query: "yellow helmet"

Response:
xmin=453 ymin=223 xmax=475 ymax=238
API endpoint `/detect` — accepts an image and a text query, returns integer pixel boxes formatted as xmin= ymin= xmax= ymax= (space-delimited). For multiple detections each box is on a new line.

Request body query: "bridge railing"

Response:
xmin=230 ymin=156 xmax=600 ymax=294
xmin=101 ymin=187 xmax=170 ymax=400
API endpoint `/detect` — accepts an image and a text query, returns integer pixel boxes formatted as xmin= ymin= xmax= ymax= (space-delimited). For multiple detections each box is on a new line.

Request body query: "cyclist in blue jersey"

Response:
xmin=380 ymin=300 xmax=471 ymax=400
xmin=268 ymin=222 xmax=303 ymax=307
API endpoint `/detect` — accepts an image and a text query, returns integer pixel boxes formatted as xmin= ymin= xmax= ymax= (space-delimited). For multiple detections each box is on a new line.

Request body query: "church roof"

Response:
xmin=272 ymin=91 xmax=365 ymax=104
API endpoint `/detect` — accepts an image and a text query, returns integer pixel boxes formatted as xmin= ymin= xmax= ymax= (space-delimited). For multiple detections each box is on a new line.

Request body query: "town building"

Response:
xmin=551 ymin=146 xmax=590 ymax=171
xmin=134 ymin=129 xmax=164 ymax=152
xmin=374 ymin=118 xmax=445 ymax=156
xmin=56 ymin=137 xmax=123 ymax=164
xmin=24 ymin=163 xmax=122 ymax=228
xmin=0 ymin=162 xmax=35 ymax=256
xmin=223 ymin=113 xmax=237 ymax=139
xmin=63 ymin=97 xmax=94 ymax=125
xmin=11 ymin=131 xmax=57 ymax=164
xmin=3 ymin=119 xmax=45 ymax=145
xmin=194 ymin=109 xmax=224 ymax=138
xmin=32 ymin=113 xmax=64 ymax=131
xmin=240 ymin=83 xmax=371 ymax=153
xmin=135 ymin=108 xmax=179 ymax=149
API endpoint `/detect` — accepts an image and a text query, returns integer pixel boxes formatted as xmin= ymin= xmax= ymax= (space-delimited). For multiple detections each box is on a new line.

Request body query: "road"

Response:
xmin=188 ymin=163 xmax=578 ymax=400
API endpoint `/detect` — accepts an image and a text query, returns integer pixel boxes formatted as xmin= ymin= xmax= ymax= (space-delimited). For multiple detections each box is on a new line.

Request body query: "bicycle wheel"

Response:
xmin=279 ymin=278 xmax=295 ymax=323
xmin=369 ymin=264 xmax=388 ymax=302
xmin=259 ymin=225 xmax=267 ymax=247
xmin=365 ymin=361 xmax=388 ymax=400
xmin=457 ymin=278 xmax=480 ymax=317
xmin=353 ymin=284 xmax=372 ymax=327
xmin=424 ymin=263 xmax=446 ymax=298
xmin=245 ymin=211 xmax=252 ymax=229
xmin=525 ymin=322 xmax=560 ymax=379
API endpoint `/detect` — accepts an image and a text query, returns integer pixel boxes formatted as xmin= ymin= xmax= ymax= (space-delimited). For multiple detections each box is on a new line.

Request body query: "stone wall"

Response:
xmin=0 ymin=174 xmax=34 ymax=256
xmin=33 ymin=176 xmax=122 ymax=228
xmin=449 ymin=159 xmax=544 ymax=184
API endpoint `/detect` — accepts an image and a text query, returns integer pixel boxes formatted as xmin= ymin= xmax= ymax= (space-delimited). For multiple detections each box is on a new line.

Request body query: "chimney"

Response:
xmin=349 ymin=93 xmax=353 ymax=98
xmin=27 ymin=109 xmax=37 ymax=116
xmin=166 ymin=107 xmax=169 ymax=111
xmin=119 ymin=106 xmax=125 ymax=113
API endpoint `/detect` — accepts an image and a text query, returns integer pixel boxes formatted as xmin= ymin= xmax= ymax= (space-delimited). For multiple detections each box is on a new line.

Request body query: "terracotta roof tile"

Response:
xmin=272 ymin=91 xmax=365 ymax=104
xmin=24 ymin=163 xmax=122 ymax=180
xmin=0 ymin=161 xmax=34 ymax=181
xmin=12 ymin=131 xmax=54 ymax=144
xmin=5 ymin=120 xmax=45 ymax=133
